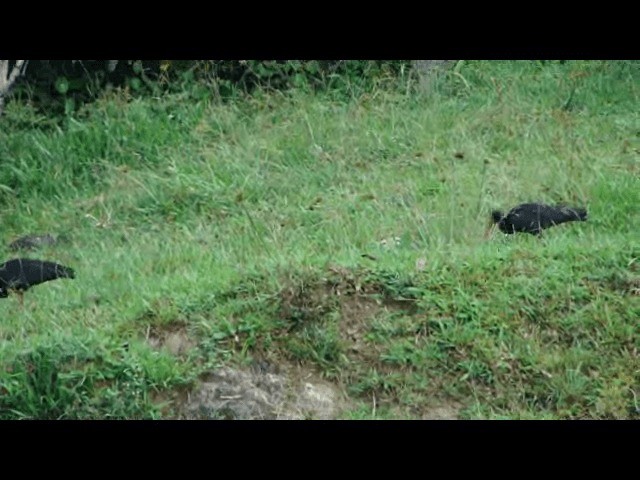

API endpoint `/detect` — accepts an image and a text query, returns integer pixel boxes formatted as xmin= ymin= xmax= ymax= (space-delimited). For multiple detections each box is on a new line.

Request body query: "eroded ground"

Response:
xmin=146 ymin=267 xmax=462 ymax=420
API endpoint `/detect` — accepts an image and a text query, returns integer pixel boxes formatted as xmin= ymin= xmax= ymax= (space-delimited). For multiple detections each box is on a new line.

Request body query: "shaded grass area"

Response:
xmin=0 ymin=60 xmax=638 ymax=419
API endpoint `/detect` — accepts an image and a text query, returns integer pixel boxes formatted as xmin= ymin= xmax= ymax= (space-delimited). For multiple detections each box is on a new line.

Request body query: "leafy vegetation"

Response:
xmin=8 ymin=60 xmax=408 ymax=118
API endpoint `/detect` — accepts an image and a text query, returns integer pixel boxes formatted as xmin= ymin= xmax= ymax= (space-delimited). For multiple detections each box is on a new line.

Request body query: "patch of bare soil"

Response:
xmin=277 ymin=265 xmax=418 ymax=365
xmin=582 ymin=268 xmax=640 ymax=297
xmin=179 ymin=362 xmax=350 ymax=420
xmin=338 ymin=294 xmax=400 ymax=366
xmin=146 ymin=325 xmax=196 ymax=357
xmin=380 ymin=399 xmax=463 ymax=420
xmin=421 ymin=402 xmax=463 ymax=420
xmin=626 ymin=277 xmax=640 ymax=296
xmin=339 ymin=294 xmax=380 ymax=357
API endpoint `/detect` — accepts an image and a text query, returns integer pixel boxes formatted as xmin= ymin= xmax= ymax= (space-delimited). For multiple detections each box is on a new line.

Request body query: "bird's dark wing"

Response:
xmin=22 ymin=260 xmax=75 ymax=285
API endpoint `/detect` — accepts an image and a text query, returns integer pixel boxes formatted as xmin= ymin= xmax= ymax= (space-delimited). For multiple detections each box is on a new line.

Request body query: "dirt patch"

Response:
xmin=272 ymin=265 xmax=423 ymax=402
xmin=421 ymin=402 xmax=463 ymax=420
xmin=150 ymin=387 xmax=191 ymax=417
xmin=340 ymin=295 xmax=380 ymax=356
xmin=337 ymin=294 xmax=407 ymax=367
xmin=583 ymin=271 xmax=640 ymax=297
xmin=146 ymin=325 xmax=197 ymax=357
xmin=277 ymin=265 xmax=417 ymax=358
xmin=379 ymin=399 xmax=463 ymax=420
xmin=626 ymin=277 xmax=640 ymax=296
xmin=278 ymin=265 xmax=417 ymax=325
xmin=278 ymin=280 xmax=338 ymax=328
xmin=178 ymin=362 xmax=349 ymax=420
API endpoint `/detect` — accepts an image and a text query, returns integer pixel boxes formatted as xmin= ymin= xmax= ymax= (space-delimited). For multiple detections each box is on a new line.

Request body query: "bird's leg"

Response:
xmin=17 ymin=290 xmax=24 ymax=308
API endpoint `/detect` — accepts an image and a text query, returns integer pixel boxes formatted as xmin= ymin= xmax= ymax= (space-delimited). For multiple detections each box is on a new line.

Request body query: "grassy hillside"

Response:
xmin=0 ymin=60 xmax=638 ymax=419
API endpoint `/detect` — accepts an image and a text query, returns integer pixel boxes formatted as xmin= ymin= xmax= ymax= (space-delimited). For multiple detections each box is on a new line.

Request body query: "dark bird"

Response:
xmin=490 ymin=203 xmax=588 ymax=236
xmin=0 ymin=258 xmax=75 ymax=307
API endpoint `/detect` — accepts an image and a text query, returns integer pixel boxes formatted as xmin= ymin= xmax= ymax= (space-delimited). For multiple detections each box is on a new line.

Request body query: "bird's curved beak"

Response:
xmin=484 ymin=219 xmax=497 ymax=239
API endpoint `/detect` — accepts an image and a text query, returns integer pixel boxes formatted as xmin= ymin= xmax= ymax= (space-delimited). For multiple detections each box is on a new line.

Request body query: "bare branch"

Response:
xmin=0 ymin=60 xmax=29 ymax=116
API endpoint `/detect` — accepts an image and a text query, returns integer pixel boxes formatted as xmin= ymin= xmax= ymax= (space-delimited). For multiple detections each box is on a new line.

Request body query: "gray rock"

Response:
xmin=183 ymin=366 xmax=344 ymax=420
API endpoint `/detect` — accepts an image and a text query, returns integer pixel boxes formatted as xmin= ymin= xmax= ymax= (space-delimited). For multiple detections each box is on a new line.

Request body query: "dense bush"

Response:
xmin=8 ymin=60 xmax=410 ymax=116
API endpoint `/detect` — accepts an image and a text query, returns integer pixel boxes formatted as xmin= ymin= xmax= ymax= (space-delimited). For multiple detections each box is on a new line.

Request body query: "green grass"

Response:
xmin=0 ymin=60 xmax=638 ymax=419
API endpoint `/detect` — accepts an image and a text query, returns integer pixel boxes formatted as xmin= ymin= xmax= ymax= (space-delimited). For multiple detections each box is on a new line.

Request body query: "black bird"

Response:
xmin=0 ymin=258 xmax=75 ymax=306
xmin=490 ymin=203 xmax=588 ymax=236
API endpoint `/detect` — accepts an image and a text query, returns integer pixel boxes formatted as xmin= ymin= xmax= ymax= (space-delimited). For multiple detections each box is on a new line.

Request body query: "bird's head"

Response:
xmin=484 ymin=210 xmax=503 ymax=239
xmin=57 ymin=265 xmax=75 ymax=279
